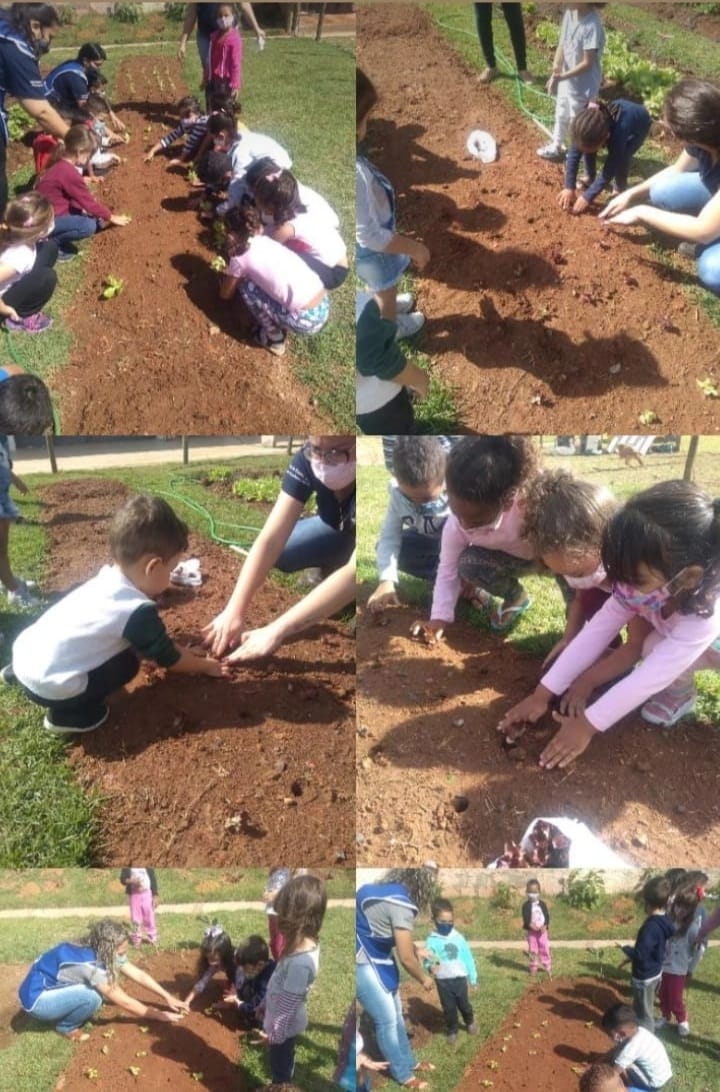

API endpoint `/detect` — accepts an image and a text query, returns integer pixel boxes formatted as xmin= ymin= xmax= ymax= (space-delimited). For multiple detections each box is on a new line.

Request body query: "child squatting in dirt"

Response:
xmin=3 ymin=493 xmax=230 ymax=733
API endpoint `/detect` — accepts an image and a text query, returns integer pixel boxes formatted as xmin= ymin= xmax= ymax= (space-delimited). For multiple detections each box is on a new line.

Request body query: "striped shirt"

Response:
xmin=263 ymin=945 xmax=319 ymax=1043
xmin=159 ymin=115 xmax=208 ymax=151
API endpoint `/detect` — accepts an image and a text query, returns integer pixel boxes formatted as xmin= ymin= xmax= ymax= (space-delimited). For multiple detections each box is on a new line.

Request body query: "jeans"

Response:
xmin=649 ymin=170 xmax=720 ymax=294
xmin=398 ymin=529 xmax=444 ymax=583
xmin=51 ymin=214 xmax=98 ymax=250
xmin=269 ymin=1036 xmax=296 ymax=1083
xmin=29 ymin=984 xmax=103 ymax=1034
xmin=356 ymin=962 xmax=416 ymax=1084
xmin=20 ymin=647 xmax=140 ymax=729
xmin=276 ymin=515 xmax=355 ymax=573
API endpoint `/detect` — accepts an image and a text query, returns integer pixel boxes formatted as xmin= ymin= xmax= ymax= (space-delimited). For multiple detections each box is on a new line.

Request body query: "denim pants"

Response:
xmin=51 ymin=214 xmax=98 ymax=250
xmin=356 ymin=962 xmax=416 ymax=1084
xmin=275 ymin=515 xmax=355 ymax=574
xmin=649 ymin=170 xmax=720 ymax=294
xmin=398 ymin=528 xmax=444 ymax=583
xmin=28 ymin=984 xmax=102 ymax=1034
xmin=269 ymin=1036 xmax=297 ymax=1083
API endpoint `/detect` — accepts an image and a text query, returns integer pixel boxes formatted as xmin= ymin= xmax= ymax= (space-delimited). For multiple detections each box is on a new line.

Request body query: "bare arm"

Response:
xmin=18 ymin=97 xmax=69 ymax=139
xmin=555 ymin=48 xmax=596 ymax=82
xmin=219 ymin=273 xmax=240 ymax=300
xmin=394 ymin=929 xmax=434 ymax=990
xmin=178 ymin=3 xmax=198 ymax=57
xmin=240 ymin=2 xmax=265 ymax=40
xmin=119 ymin=961 xmax=189 ymax=1010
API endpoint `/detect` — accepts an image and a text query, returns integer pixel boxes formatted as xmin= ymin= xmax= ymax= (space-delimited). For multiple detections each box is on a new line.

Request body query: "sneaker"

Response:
xmin=254 ymin=327 xmax=287 ymax=357
xmin=395 ymin=311 xmax=425 ymax=340
xmin=654 ymin=1017 xmax=668 ymax=1030
xmin=396 ymin=291 xmax=416 ymax=314
xmin=479 ymin=66 xmax=498 ymax=84
xmin=678 ymin=241 xmax=699 ymax=260
xmin=466 ymin=1022 xmax=478 ymax=1035
xmin=57 ymin=248 xmax=78 ymax=263
xmin=447 ymin=1032 xmax=458 ymax=1051
xmin=297 ymin=567 xmax=324 ymax=589
xmin=537 ymin=143 xmax=565 ymax=162
xmin=5 ymin=312 xmax=53 ymax=334
xmin=44 ymin=704 xmax=110 ymax=734
xmin=641 ymin=682 xmax=697 ymax=727
xmin=678 ymin=1021 xmax=690 ymax=1038
xmin=517 ymin=69 xmax=534 ymax=84
xmin=0 ymin=663 xmax=16 ymax=685
xmin=7 ymin=578 xmax=36 ymax=607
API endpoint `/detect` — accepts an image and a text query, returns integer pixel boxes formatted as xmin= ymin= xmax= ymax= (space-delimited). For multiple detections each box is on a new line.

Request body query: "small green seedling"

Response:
xmin=697 ymin=377 xmax=720 ymax=399
xmin=191 ymin=1075 xmax=204 ymax=1083
xmin=128 ymin=1066 xmax=141 ymax=1077
xmin=210 ymin=255 xmax=226 ymax=273
xmin=212 ymin=219 xmax=226 ymax=239
xmin=84 ymin=1070 xmax=99 ymax=1080
xmin=187 ymin=166 xmax=199 ymax=184
xmin=135 ymin=1051 xmax=147 ymax=1058
xmin=122 ymin=132 xmax=131 ymax=144
xmin=138 ymin=1026 xmax=149 ymax=1033
xmin=638 ymin=410 xmax=659 ymax=426
xmin=102 ymin=275 xmax=125 ymax=300
xmin=143 ymin=126 xmax=152 ymax=134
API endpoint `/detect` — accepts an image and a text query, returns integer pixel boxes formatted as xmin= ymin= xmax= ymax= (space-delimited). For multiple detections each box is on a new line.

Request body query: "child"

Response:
xmin=36 ymin=126 xmax=131 ymax=259
xmin=184 ymin=924 xmax=236 ymax=1007
xmin=427 ymin=436 xmax=539 ymax=639
xmin=247 ymin=158 xmax=338 ymax=230
xmin=5 ymin=493 xmax=228 ymax=733
xmin=0 ymin=365 xmax=53 ymax=433
xmin=368 ymin=436 xmax=448 ymax=613
xmin=619 ymin=876 xmax=674 ymax=1033
xmin=0 ymin=193 xmax=58 ymax=334
xmin=264 ymin=867 xmax=292 ymax=960
xmin=119 ymin=867 xmax=158 ymax=947
xmin=579 ymin=1063 xmax=628 ymax=1092
xmin=521 ymin=879 xmax=552 ymax=977
xmin=538 ymin=4 xmax=606 ymax=162
xmin=0 ymin=435 xmax=35 ymax=606
xmin=83 ymin=91 xmax=125 ymax=174
xmin=424 ymin=897 xmax=477 ymax=1045
xmin=356 ymin=294 xmax=428 ymax=434
xmin=172 ymin=81 xmax=240 ymax=167
xmin=226 ymin=935 xmax=275 ymax=1026
xmin=253 ymin=169 xmax=348 ymax=290
xmin=204 ymin=5 xmax=243 ymax=106
xmin=559 ymin=99 xmax=651 ymax=215
xmin=263 ymin=873 xmax=327 ymax=1086
xmin=219 ymin=201 xmax=329 ymax=357
xmin=499 ymin=480 xmax=720 ymax=767
xmin=601 ymin=1004 xmax=672 ymax=1091
xmin=356 ymin=68 xmax=429 ymax=339
xmin=144 ymin=95 xmax=207 ymax=164
xmin=658 ymin=886 xmax=705 ymax=1037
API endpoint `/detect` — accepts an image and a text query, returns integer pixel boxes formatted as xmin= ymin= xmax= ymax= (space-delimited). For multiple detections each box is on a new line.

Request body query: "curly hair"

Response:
xmin=523 ymin=470 xmax=616 ymax=561
xmin=579 ymin=1063 xmax=623 ymax=1092
xmin=84 ymin=919 xmax=130 ymax=985
xmin=445 ymin=436 xmax=539 ymax=508
xmin=224 ymin=200 xmax=262 ymax=257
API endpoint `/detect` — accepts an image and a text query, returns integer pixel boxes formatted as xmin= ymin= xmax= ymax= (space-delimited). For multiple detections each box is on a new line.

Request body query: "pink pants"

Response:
xmin=659 ymin=972 xmax=688 ymax=1023
xmin=129 ymin=889 xmax=157 ymax=945
xmin=527 ymin=929 xmax=551 ymax=973
xmin=268 ymin=915 xmax=286 ymax=961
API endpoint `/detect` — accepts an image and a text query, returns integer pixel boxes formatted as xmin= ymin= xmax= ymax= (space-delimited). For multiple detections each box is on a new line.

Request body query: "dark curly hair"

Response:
xmin=523 ymin=470 xmax=616 ymax=560
xmin=445 ymin=436 xmax=538 ymax=508
xmin=224 ymin=199 xmax=262 ymax=257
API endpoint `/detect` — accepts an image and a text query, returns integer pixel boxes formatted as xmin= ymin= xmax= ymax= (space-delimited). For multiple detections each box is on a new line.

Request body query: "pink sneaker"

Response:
xmin=641 ymin=681 xmax=697 ymax=727
xmin=5 ymin=312 xmax=53 ymax=334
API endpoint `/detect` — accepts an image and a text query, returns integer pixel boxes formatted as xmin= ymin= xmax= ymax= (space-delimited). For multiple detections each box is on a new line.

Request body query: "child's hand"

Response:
xmin=572 ymin=194 xmax=590 ymax=215
xmin=0 ymin=304 xmax=20 ymax=323
xmin=421 ymin=976 xmax=435 ymax=992
xmin=497 ymin=689 xmax=550 ymax=737
xmin=539 ymin=709 xmax=598 ymax=770
xmin=426 ymin=618 xmax=446 ymax=641
xmin=111 ymin=214 xmax=132 ymax=227
xmin=410 ymin=239 xmax=430 ymax=271
xmin=560 ymin=673 xmax=597 ymax=717
xmin=202 ymin=656 xmax=233 ymax=678
xmin=557 ymin=189 xmax=576 ymax=212
xmin=167 ymin=995 xmax=190 ymax=1013
xmin=168 ymin=157 xmax=183 ymax=167
xmin=546 ymin=74 xmax=558 ymax=95
xmin=143 ymin=151 xmax=155 ymax=163
xmin=360 ymin=1057 xmax=390 ymax=1073
xmin=368 ymin=581 xmax=400 ymax=614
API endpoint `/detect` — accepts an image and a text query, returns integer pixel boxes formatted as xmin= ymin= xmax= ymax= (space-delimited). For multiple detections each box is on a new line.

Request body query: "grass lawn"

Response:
xmin=0 ymin=454 xmax=332 ymax=868
xmin=0 ymin=902 xmax=353 ymax=1092
xmin=357 ymin=434 xmax=720 ymax=718
xmin=7 ymin=20 xmax=354 ymax=429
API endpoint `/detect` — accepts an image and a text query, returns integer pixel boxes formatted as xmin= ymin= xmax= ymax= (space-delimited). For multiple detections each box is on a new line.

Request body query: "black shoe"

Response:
xmin=44 ymin=704 xmax=110 ymax=734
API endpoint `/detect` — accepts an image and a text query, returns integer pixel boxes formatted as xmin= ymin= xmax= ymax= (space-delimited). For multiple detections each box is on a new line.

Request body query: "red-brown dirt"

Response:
xmin=40 ymin=56 xmax=331 ymax=434
xmin=31 ymin=478 xmax=355 ymax=867
xmin=356 ymin=602 xmax=720 ymax=868
xmin=357 ymin=5 xmax=720 ymax=434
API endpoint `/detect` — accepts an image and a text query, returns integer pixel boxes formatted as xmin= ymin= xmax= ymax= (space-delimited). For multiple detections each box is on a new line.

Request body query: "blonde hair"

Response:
xmin=0 ymin=192 xmax=55 ymax=255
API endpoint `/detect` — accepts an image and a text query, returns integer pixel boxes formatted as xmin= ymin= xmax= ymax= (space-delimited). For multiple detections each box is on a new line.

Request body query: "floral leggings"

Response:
xmin=239 ymin=280 xmax=330 ymax=339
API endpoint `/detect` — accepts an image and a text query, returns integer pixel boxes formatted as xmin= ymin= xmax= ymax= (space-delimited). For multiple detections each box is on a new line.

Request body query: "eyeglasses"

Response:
xmin=303 ymin=441 xmax=354 ymax=466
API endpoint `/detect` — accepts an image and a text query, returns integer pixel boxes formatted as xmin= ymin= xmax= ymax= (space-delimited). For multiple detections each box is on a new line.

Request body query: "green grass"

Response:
xmin=0 ymin=455 xmax=331 ymax=867
xmin=401 ymin=947 xmax=720 ymax=1092
xmin=357 ymin=434 xmax=720 ymax=717
xmin=0 ymin=905 xmax=353 ymax=1092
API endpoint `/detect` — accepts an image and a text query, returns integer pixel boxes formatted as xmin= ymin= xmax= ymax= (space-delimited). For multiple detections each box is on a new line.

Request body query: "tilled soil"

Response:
xmin=356 ymin=603 xmax=720 ymax=868
xmin=357 ymin=5 xmax=720 ymax=434
xmin=32 ymin=478 xmax=355 ymax=867
xmin=45 ymin=56 xmax=331 ymax=434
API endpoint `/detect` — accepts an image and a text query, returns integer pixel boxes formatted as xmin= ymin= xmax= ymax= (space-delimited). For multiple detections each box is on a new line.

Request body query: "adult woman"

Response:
xmin=0 ymin=3 xmax=69 ymax=215
xmin=178 ymin=3 xmax=265 ymax=70
xmin=203 ymin=436 xmax=356 ymax=662
xmin=601 ymin=78 xmax=720 ymax=295
xmin=356 ymin=874 xmax=436 ymax=1090
xmin=45 ymin=42 xmax=124 ymax=131
xmin=18 ymin=919 xmax=188 ymax=1041
xmin=474 ymin=3 xmax=531 ymax=84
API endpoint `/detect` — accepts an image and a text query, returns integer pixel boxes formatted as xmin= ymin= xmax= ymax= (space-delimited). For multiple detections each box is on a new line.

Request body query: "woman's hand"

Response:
xmin=557 ymin=188 xmax=576 ymax=211
xmin=546 ymin=74 xmax=559 ymax=95
xmin=497 ymin=689 xmax=550 ymax=736
xmin=368 ymin=581 xmax=400 ymax=614
xmin=539 ymin=710 xmax=598 ymax=769
xmin=157 ymin=1010 xmax=185 ymax=1023
xmin=202 ymin=609 xmax=246 ymax=657
xmin=110 ymin=214 xmax=132 ymax=227
xmin=599 ymin=190 xmax=635 ymax=220
xmin=225 ymin=623 xmax=283 ymax=663
xmin=605 ymin=206 xmax=645 ymax=226
xmin=109 ymin=112 xmax=126 ymax=134
xmin=426 ymin=618 xmax=446 ymax=641
xmin=166 ymin=995 xmax=190 ymax=1013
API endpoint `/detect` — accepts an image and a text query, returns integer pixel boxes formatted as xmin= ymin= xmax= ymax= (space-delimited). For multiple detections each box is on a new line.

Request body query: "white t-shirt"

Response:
xmin=558 ymin=8 xmax=605 ymax=101
xmin=0 ymin=243 xmax=36 ymax=296
xmin=615 ymin=1026 xmax=672 ymax=1086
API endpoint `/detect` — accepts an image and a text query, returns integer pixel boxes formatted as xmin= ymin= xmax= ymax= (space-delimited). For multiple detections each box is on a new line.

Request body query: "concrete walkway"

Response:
xmin=0 ymin=898 xmax=354 ymax=920
xmin=14 ymin=437 xmax=295 ymax=473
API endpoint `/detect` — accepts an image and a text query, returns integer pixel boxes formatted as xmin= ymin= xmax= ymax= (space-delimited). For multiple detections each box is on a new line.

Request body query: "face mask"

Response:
xmin=565 ymin=563 xmax=607 ymax=590
xmin=612 ymin=580 xmax=672 ymax=613
xmin=310 ymin=458 xmax=356 ymax=491
xmin=36 ymin=37 xmax=51 ymax=55
xmin=529 ymin=892 xmax=540 ymax=901
xmin=434 ymin=922 xmax=453 ymax=936
xmin=217 ymin=15 xmax=234 ymax=30
xmin=415 ymin=497 xmax=447 ymax=518
xmin=116 ymin=953 xmax=128 ymax=966
xmin=460 ymin=510 xmax=504 ymax=534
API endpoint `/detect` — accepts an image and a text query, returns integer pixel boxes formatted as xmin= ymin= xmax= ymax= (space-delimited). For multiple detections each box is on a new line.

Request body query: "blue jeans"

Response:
xmin=276 ymin=515 xmax=355 ymax=573
xmin=649 ymin=170 xmax=720 ymax=294
xmin=269 ymin=1036 xmax=296 ymax=1083
xmin=28 ymin=985 xmax=102 ymax=1034
xmin=356 ymin=962 xmax=416 ymax=1084
xmin=51 ymin=214 xmax=98 ymax=250
xmin=196 ymin=29 xmax=211 ymax=69
xmin=398 ymin=529 xmax=443 ymax=583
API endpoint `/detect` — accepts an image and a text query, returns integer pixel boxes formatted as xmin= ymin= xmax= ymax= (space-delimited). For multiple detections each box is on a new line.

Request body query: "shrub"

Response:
xmin=112 ymin=2 xmax=143 ymax=24
xmin=489 ymin=882 xmax=518 ymax=912
xmin=6 ymin=104 xmax=34 ymax=142
xmin=560 ymin=870 xmax=606 ymax=910
xmin=164 ymin=2 xmax=186 ymax=21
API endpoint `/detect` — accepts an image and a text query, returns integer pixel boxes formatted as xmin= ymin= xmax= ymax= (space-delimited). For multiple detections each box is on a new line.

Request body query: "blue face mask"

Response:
xmin=434 ymin=921 xmax=453 ymax=936
xmin=116 ymin=953 xmax=128 ymax=966
xmin=416 ymin=497 xmax=447 ymax=518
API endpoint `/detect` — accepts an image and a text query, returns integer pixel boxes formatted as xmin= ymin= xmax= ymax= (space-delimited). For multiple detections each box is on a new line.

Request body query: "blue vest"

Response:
xmin=18 ymin=943 xmax=99 ymax=1010
xmin=0 ymin=18 xmax=39 ymax=141
xmin=45 ymin=59 xmax=87 ymax=98
xmin=356 ymin=883 xmax=418 ymax=992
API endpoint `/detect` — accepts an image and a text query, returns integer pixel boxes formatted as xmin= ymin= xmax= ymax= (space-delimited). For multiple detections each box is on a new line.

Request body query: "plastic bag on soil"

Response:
xmin=489 ymin=816 xmax=631 ymax=869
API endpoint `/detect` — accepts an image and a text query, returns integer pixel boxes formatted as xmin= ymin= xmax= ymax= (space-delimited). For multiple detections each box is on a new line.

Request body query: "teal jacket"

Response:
xmin=423 ymin=928 xmax=477 ymax=984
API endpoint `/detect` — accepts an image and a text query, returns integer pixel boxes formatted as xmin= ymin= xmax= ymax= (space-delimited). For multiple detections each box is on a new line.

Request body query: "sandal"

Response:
xmin=641 ymin=682 xmax=697 ymax=727
xmin=61 ymin=1029 xmax=90 ymax=1042
xmin=414 ymin=1063 xmax=436 ymax=1072
xmin=402 ymin=1081 xmax=429 ymax=1090
xmin=490 ymin=595 xmax=531 ymax=633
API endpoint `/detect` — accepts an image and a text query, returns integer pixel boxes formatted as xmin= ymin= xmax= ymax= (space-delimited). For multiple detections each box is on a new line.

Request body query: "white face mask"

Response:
xmin=217 ymin=15 xmax=234 ymax=30
xmin=564 ymin=563 xmax=607 ymax=590
xmin=310 ymin=458 xmax=356 ymax=491
xmin=463 ymin=510 xmax=504 ymax=534
xmin=529 ymin=892 xmax=540 ymax=901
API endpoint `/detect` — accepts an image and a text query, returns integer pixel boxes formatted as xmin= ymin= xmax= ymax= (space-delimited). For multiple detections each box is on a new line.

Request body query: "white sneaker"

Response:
xmin=396 ymin=292 xmax=416 ymax=314
xmin=654 ymin=1017 xmax=667 ymax=1030
xmin=537 ymin=143 xmax=564 ymax=161
xmin=395 ymin=311 xmax=425 ymax=340
xmin=678 ymin=1021 xmax=690 ymax=1038
xmin=7 ymin=578 xmax=35 ymax=607
xmin=296 ymin=567 xmax=324 ymax=589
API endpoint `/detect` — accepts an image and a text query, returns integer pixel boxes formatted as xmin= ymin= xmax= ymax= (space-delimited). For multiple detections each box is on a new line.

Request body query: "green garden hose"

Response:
xmin=156 ymin=475 xmax=265 ymax=553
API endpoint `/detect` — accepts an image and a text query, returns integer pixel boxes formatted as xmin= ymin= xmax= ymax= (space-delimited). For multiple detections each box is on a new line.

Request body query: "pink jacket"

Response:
xmin=206 ymin=28 xmax=243 ymax=91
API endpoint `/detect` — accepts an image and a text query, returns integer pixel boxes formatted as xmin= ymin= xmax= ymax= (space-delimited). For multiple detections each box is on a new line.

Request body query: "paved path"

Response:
xmin=0 ymin=899 xmax=354 ymax=920
xmin=14 ymin=437 xmax=293 ymax=472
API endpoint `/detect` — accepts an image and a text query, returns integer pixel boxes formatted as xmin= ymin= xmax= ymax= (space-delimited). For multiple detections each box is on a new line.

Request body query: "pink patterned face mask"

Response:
xmin=612 ymin=579 xmax=673 ymax=613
